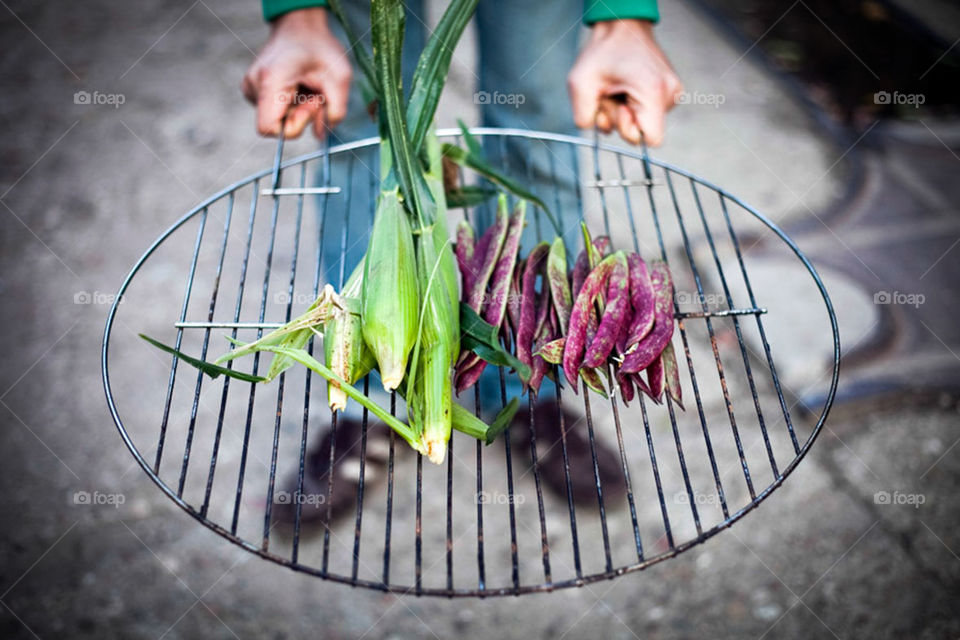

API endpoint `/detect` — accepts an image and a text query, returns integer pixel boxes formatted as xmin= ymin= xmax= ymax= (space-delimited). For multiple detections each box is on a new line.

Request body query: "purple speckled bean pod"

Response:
xmin=455 ymin=204 xmax=525 ymax=389
xmin=617 ymin=371 xmax=635 ymax=406
xmin=571 ymin=235 xmax=611 ymax=297
xmin=507 ymin=260 xmax=523 ymax=331
xmin=594 ymin=236 xmax=611 ymax=258
xmin=482 ymin=203 xmax=526 ymax=326
xmin=646 ymin=354 xmax=664 ymax=401
xmin=632 ymin=372 xmax=658 ymax=403
xmin=572 ymin=253 xmax=589 ymax=300
xmin=579 ymin=367 xmax=607 ymax=397
xmin=533 ymin=265 xmax=552 ymax=341
xmin=528 ymin=278 xmax=556 ymax=395
xmin=562 ymin=253 xmax=619 ymax=389
xmin=623 ymin=253 xmax=656 ymax=353
xmin=583 ymin=253 xmax=629 ymax=368
xmin=615 ymin=309 xmax=631 ymax=355
xmin=465 ymin=198 xmax=509 ymax=312
xmin=517 ymin=242 xmax=549 ymax=374
xmin=620 ymin=261 xmax=675 ymax=374
xmin=661 ymin=341 xmax=684 ymax=409
xmin=529 ymin=331 xmax=552 ymax=396
xmin=547 ymin=237 xmax=572 ymax=333
xmin=501 ymin=260 xmax=523 ymax=355
xmin=455 ymin=359 xmax=487 ymax=396
xmin=455 ymin=220 xmax=475 ymax=292
xmin=535 ymin=337 xmax=565 ymax=364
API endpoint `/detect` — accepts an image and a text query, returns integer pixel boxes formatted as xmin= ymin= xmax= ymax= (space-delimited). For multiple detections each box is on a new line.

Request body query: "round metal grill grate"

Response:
xmin=102 ymin=128 xmax=840 ymax=597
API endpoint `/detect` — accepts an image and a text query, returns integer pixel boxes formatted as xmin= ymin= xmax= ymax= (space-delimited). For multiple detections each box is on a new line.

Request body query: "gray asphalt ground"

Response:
xmin=1 ymin=0 xmax=958 ymax=638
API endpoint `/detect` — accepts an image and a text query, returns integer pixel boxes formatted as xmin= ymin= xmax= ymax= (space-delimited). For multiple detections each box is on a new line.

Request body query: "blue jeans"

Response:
xmin=321 ymin=0 xmax=583 ymax=418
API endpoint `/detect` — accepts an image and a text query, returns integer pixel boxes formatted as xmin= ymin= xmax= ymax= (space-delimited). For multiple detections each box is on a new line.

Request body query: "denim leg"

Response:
xmin=473 ymin=0 xmax=585 ymax=412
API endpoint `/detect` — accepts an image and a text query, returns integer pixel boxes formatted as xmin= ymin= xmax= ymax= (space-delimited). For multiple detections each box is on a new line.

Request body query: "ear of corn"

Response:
xmin=404 ymin=128 xmax=460 ymax=464
xmin=325 ymin=261 xmax=376 ymax=410
xmin=361 ymin=180 xmax=419 ymax=391
xmin=408 ymin=233 xmax=458 ymax=464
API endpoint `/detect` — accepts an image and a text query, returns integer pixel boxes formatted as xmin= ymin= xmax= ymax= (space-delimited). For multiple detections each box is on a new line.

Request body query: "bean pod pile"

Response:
xmin=455 ymin=211 xmax=684 ymax=409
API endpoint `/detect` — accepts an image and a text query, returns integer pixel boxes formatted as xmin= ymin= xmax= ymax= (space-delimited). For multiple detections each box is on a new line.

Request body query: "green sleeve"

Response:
xmin=262 ymin=0 xmax=327 ymax=22
xmin=261 ymin=0 xmax=657 ymax=26
xmin=583 ymin=0 xmax=659 ymax=25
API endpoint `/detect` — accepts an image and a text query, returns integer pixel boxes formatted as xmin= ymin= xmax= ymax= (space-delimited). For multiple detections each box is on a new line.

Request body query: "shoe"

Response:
xmin=511 ymin=400 xmax=627 ymax=505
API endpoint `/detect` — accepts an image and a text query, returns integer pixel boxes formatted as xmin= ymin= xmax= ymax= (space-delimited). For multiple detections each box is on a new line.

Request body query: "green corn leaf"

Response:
xmin=441 ymin=134 xmax=558 ymax=234
xmin=450 ymin=403 xmax=488 ymax=441
xmin=460 ymin=120 xmax=484 ymax=157
xmin=459 ymin=303 xmax=498 ymax=345
xmin=139 ymin=334 xmax=267 ymax=383
xmin=371 ymin=0 xmax=435 ymax=228
xmin=461 ymin=335 xmax=531 ymax=382
xmin=450 ymin=397 xmax=518 ymax=444
xmin=262 ymin=345 xmax=424 ymax=452
xmin=486 ymin=397 xmax=520 ymax=444
xmin=459 ymin=301 xmax=529 ymax=380
xmin=406 ymin=0 xmax=479 ymax=153
xmin=445 ymin=185 xmax=497 ymax=209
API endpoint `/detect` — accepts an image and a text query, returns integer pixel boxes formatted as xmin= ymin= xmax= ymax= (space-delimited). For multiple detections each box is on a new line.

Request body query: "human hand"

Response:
xmin=567 ymin=20 xmax=682 ymax=146
xmin=242 ymin=8 xmax=352 ymax=138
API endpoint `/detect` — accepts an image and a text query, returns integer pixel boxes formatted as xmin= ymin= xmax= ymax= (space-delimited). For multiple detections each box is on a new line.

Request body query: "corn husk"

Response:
xmin=361 ymin=179 xmax=419 ymax=391
xmin=325 ymin=262 xmax=376 ymax=410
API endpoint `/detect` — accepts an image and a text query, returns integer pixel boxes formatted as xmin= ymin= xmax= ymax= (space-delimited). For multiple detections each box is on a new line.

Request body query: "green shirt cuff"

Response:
xmin=262 ymin=0 xmax=327 ymax=22
xmin=583 ymin=0 xmax=659 ymax=25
